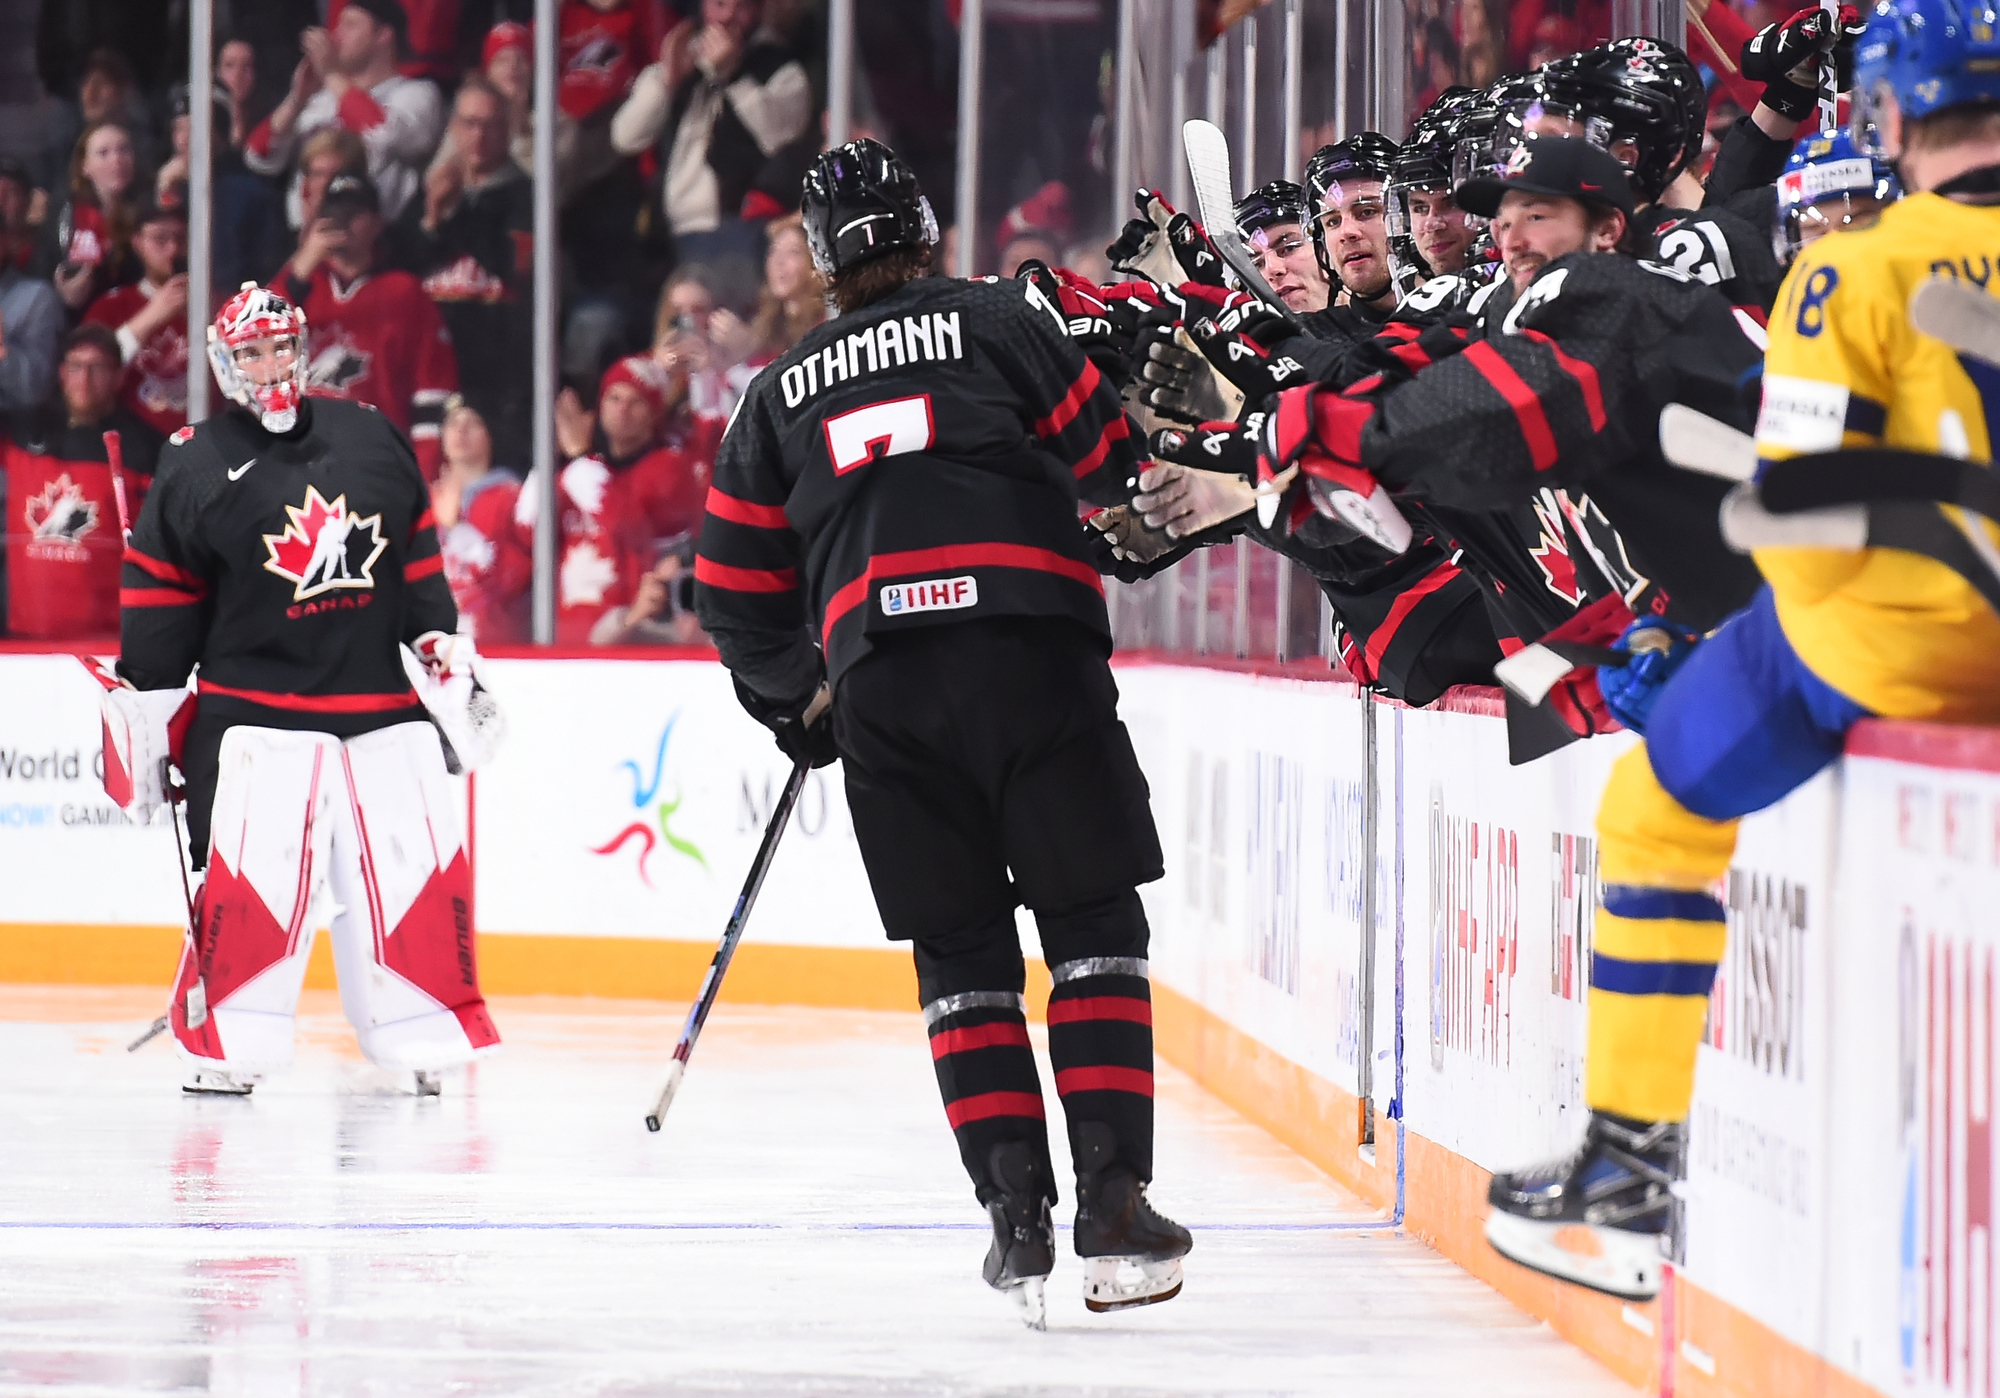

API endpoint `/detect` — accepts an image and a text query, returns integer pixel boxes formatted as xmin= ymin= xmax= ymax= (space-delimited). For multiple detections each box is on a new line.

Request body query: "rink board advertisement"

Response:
xmin=13 ymin=645 xmax=2000 ymax=1397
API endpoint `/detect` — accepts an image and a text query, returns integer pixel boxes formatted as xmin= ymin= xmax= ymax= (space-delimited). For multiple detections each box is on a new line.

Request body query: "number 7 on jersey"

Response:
xmin=824 ymin=395 xmax=937 ymax=475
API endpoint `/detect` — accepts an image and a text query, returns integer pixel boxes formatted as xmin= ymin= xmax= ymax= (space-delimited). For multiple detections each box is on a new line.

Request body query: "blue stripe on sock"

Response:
xmin=1591 ymin=952 xmax=1720 ymax=998
xmin=1600 ymin=883 xmax=1726 ymax=923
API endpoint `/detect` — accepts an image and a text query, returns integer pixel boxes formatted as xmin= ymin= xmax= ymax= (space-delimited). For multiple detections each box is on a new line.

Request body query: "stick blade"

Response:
xmin=1658 ymin=404 xmax=1758 ymax=482
xmin=1911 ymin=278 xmax=2000 ymax=368
xmin=1181 ymin=119 xmax=1239 ymax=239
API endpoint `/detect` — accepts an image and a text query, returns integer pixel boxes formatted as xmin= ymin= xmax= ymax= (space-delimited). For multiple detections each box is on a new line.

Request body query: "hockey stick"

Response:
xmin=1910 ymin=277 xmax=2000 ymax=368
xmin=645 ymin=731 xmax=820 ymax=1132
xmin=1181 ymin=120 xmax=1304 ymax=330
xmin=1657 ymin=404 xmax=1759 ymax=482
xmin=103 ymin=430 xmax=132 ymax=541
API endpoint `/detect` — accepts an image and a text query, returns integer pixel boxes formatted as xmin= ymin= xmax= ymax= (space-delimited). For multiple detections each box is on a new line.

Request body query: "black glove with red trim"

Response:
xmin=1016 ymin=258 xmax=1137 ymax=381
xmin=1742 ymin=5 xmax=1863 ymax=118
xmin=1179 ymin=285 xmax=1313 ymax=404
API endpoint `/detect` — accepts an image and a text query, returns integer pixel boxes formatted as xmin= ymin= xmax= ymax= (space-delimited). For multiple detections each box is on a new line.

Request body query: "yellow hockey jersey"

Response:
xmin=1755 ymin=192 xmax=2000 ymax=720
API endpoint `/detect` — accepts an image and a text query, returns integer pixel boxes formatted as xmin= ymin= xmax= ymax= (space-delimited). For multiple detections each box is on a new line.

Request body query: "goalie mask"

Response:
xmin=801 ymin=138 xmax=938 ymax=278
xmin=208 ymin=282 xmax=308 ymax=433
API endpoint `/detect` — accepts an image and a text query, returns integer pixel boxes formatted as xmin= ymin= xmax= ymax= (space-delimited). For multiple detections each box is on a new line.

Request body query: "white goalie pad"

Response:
xmin=171 ymin=721 xmax=499 ymax=1077
xmin=99 ymin=686 xmax=195 ymax=811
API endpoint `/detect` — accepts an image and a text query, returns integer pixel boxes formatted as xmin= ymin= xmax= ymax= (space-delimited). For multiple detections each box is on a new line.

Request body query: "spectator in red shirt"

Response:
xmin=433 ymin=396 xmax=530 ymax=644
xmin=244 ymin=0 xmax=445 ymax=222
xmin=82 ymin=199 xmax=191 ymax=438
xmin=527 ymin=354 xmax=721 ymax=644
xmin=3 ymin=325 xmax=161 ymax=638
xmin=326 ymin=0 xmax=464 ymax=85
xmin=279 ymin=172 xmax=458 ymax=477
xmin=35 ymin=120 xmax=142 ymax=314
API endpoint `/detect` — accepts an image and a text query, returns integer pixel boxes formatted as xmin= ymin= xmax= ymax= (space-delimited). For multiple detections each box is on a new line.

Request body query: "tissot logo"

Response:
xmin=262 ymin=485 xmax=389 ymax=602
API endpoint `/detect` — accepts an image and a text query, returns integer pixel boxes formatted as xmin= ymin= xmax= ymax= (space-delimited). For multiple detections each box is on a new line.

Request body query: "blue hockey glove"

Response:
xmin=1596 ymin=619 xmax=1702 ymax=735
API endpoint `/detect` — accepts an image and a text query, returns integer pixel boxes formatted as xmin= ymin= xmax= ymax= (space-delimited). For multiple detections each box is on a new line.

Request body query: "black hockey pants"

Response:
xmin=833 ymin=617 xmax=1165 ymax=1207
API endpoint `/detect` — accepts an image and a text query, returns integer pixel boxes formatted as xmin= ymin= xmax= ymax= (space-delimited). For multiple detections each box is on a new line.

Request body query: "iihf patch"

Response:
xmin=880 ymin=575 xmax=977 ymax=616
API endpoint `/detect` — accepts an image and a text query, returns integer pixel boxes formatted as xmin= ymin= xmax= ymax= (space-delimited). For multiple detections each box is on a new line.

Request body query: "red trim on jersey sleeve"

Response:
xmin=1463 ymin=341 xmax=1558 ymax=471
xmin=1034 ymin=359 xmax=1102 ymax=438
xmin=821 ymin=542 xmax=1105 ymax=635
xmin=198 ymin=680 xmax=420 ymax=712
xmin=336 ymin=86 xmax=387 ymax=134
xmin=404 ymin=555 xmax=445 ymax=582
xmin=1069 ymin=415 xmax=1131 ymax=480
xmin=693 ymin=555 xmax=799 ymax=592
xmin=705 ymin=487 xmax=790 ymax=529
xmin=124 ymin=546 xmax=205 ymax=589
xmin=411 ymin=508 xmax=437 ymax=536
xmin=1519 ymin=330 xmax=1607 ymax=432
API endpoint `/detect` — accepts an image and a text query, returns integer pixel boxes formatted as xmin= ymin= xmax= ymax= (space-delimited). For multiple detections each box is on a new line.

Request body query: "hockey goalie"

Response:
xmin=106 ymin=283 xmax=502 ymax=1097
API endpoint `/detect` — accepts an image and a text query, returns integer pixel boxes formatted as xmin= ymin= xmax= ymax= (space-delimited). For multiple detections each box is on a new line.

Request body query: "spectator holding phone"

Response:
xmin=81 ymin=200 xmax=191 ymax=437
xmin=37 ymin=120 xmax=142 ymax=313
xmin=651 ymin=266 xmax=755 ymax=422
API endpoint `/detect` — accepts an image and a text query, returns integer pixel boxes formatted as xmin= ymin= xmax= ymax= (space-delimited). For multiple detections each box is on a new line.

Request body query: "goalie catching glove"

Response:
xmin=402 ymin=631 xmax=507 ymax=774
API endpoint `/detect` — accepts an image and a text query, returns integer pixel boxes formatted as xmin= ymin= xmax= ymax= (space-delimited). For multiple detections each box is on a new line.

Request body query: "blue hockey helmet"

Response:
xmin=1852 ymin=0 xmax=2000 ymax=153
xmin=1774 ymin=127 xmax=1901 ymax=260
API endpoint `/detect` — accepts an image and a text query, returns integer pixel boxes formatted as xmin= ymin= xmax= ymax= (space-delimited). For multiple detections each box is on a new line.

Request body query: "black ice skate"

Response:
xmin=1483 ymin=1110 xmax=1681 ymax=1300
xmin=1072 ymin=1125 xmax=1191 ymax=1313
xmin=981 ymin=1142 xmax=1055 ymax=1330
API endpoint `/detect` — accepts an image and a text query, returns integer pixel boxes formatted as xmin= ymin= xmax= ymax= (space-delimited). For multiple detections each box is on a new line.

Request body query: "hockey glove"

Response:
xmin=1741 ymin=5 xmax=1858 ymax=118
xmin=1162 ymin=209 xmax=1230 ymax=290
xmin=1085 ymin=503 xmax=1182 ymax=572
xmin=1175 ymin=284 xmax=1310 ymax=403
xmin=1134 ymin=324 xmax=1237 ymax=424
xmin=1261 ymin=385 xmax=1412 ymax=554
xmin=1596 ymin=618 xmax=1702 ymax=736
xmin=1107 ymin=190 xmax=1186 ymax=287
xmin=1140 ymin=423 xmax=1259 ymax=538
xmin=98 ymin=683 xmax=195 ymax=811
xmin=733 ymin=674 xmax=838 ymax=769
xmin=404 ymin=632 xmax=506 ymax=773
xmin=1016 ymin=259 xmax=1134 ymax=381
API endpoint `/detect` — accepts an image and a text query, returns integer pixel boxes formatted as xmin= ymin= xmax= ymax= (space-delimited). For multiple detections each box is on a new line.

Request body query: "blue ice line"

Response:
xmin=0 ymin=1220 xmax=1402 ymax=1234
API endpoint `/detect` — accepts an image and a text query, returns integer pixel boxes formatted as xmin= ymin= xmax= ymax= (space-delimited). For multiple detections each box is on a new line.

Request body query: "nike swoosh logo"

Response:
xmin=227 ymin=458 xmax=256 ymax=481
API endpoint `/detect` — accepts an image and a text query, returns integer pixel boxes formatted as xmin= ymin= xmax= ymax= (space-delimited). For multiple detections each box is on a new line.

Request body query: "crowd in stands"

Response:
xmin=0 ymin=0 xmax=826 ymax=648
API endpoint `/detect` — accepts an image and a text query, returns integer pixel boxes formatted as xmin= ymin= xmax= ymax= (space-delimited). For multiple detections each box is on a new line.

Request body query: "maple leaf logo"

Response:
xmin=1528 ymin=494 xmax=1583 ymax=605
xmin=25 ymin=474 xmax=98 ymax=543
xmin=262 ymin=485 xmax=389 ymax=601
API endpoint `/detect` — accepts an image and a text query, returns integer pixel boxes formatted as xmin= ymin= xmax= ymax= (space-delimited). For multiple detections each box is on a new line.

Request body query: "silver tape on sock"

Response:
xmin=1049 ymin=957 xmax=1150 ymax=985
xmin=922 ymin=990 xmax=1027 ymax=1027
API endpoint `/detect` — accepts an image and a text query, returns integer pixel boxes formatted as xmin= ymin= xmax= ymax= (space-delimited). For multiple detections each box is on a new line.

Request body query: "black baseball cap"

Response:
xmin=319 ymin=172 xmax=381 ymax=218
xmin=1455 ymin=135 xmax=1637 ymax=219
xmin=345 ymin=0 xmax=410 ymax=49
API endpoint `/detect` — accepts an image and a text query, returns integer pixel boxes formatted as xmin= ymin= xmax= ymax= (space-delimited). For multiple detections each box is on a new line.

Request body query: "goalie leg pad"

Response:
xmin=171 ymin=726 xmax=343 ymax=1075
xmin=325 ymin=721 xmax=500 ymax=1071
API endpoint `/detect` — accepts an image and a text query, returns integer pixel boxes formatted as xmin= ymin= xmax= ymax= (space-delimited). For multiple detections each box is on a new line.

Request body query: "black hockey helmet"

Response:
xmin=800 ymin=138 xmax=939 ymax=278
xmin=1503 ymin=38 xmax=1707 ymax=203
xmin=1393 ymin=86 xmax=1479 ymax=193
xmin=1234 ymin=179 xmax=1308 ymax=234
xmin=1304 ymin=133 xmax=1399 ymax=283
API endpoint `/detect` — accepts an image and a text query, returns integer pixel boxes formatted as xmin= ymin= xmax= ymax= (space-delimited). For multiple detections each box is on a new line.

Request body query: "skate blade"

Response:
xmin=182 ymin=1069 xmax=255 ymax=1097
xmin=1003 ymin=1275 xmax=1047 ymax=1330
xmin=1484 ymin=1207 xmax=1662 ymax=1301
xmin=414 ymin=1071 xmax=442 ymax=1098
xmin=1082 ymin=1255 xmax=1184 ymax=1312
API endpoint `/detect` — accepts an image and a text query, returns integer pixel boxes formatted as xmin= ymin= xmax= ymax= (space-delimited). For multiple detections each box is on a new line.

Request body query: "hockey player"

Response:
xmin=1498 ymin=39 xmax=1788 ymax=312
xmin=1304 ymin=134 xmax=1405 ymax=333
xmin=1481 ymin=0 xmax=2000 ymax=1300
xmin=1236 ymin=180 xmax=1329 ymax=314
xmin=694 ymin=139 xmax=1189 ymax=1327
xmin=110 ymin=283 xmax=500 ymax=1097
xmin=1385 ymin=87 xmax=1485 ymax=284
xmin=1772 ymin=127 xmax=1900 ymax=263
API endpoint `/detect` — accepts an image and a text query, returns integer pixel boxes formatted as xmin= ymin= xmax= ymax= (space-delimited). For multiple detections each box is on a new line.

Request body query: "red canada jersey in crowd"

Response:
xmin=559 ymin=0 xmax=669 ymax=119
xmin=527 ymin=414 xmax=721 ymax=644
xmin=279 ymin=266 xmax=458 ymax=480
xmin=438 ymin=471 xmax=531 ymax=645
xmin=328 ymin=0 xmax=463 ymax=81
xmin=5 ymin=413 xmax=162 ymax=638
xmin=83 ymin=284 xmax=190 ymax=437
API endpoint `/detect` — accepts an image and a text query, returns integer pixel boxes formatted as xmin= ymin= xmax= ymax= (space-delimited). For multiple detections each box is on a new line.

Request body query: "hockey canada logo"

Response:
xmin=262 ymin=485 xmax=389 ymax=602
xmin=306 ymin=334 xmax=371 ymax=395
xmin=24 ymin=474 xmax=99 ymax=547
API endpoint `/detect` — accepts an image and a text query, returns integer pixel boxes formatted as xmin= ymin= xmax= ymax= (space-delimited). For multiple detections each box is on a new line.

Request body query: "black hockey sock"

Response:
xmin=917 ymin=943 xmax=1054 ymax=1206
xmin=1040 ymin=892 xmax=1155 ymax=1182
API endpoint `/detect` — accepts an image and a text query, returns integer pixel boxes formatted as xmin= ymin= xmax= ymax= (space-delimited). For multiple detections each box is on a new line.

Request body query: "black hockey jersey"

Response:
xmin=694 ymin=275 xmax=1145 ymax=703
xmin=1360 ymin=249 xmax=1765 ymax=635
xmin=1634 ymin=199 xmax=1784 ymax=315
xmin=119 ymin=399 xmax=455 ymax=734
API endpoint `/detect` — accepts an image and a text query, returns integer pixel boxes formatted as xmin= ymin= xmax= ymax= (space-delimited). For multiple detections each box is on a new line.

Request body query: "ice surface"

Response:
xmin=0 ymin=988 xmax=1632 ymax=1396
